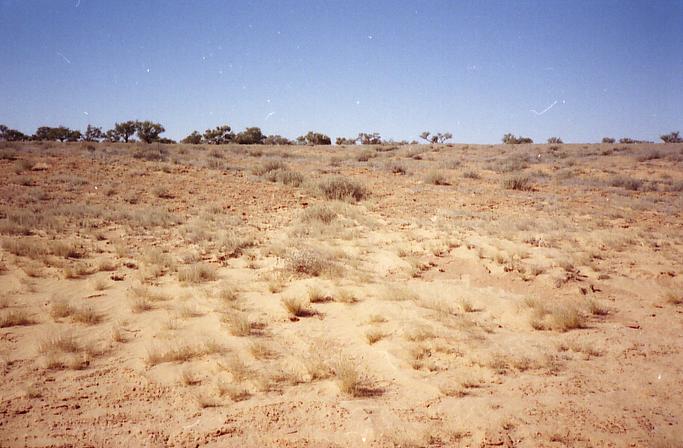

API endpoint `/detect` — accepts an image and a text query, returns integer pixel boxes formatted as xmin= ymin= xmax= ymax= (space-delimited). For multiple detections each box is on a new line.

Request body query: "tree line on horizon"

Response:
xmin=0 ymin=122 xmax=681 ymax=145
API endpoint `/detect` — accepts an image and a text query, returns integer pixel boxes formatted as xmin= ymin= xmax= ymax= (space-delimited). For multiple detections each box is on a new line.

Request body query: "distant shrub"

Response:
xmin=318 ymin=177 xmax=368 ymax=201
xmin=181 ymin=131 xmax=202 ymax=144
xmin=547 ymin=137 xmax=563 ymax=144
xmin=263 ymin=135 xmax=291 ymax=145
xmin=463 ymin=170 xmax=481 ymax=179
xmin=503 ymin=175 xmax=533 ymax=191
xmin=502 ymin=133 xmax=533 ymax=144
xmin=601 ymin=137 xmax=615 ymax=144
xmin=619 ymin=137 xmax=652 ymax=144
xmin=336 ymin=137 xmax=357 ymax=145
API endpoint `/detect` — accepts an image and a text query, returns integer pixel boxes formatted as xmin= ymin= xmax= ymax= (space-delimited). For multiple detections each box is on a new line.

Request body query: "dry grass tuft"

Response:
xmin=251 ymin=159 xmax=287 ymax=176
xmin=0 ymin=309 xmax=36 ymax=328
xmin=366 ymin=329 xmax=387 ymax=345
xmin=525 ymin=297 xmax=585 ymax=332
xmin=223 ymin=312 xmax=253 ymax=336
xmin=335 ymin=358 xmax=382 ymax=397
xmin=177 ymin=263 xmax=218 ymax=283
xmin=220 ymin=355 xmax=254 ymax=383
xmin=503 ymin=176 xmax=533 ymax=191
xmin=367 ymin=314 xmax=387 ymax=324
xmin=217 ymin=381 xmax=251 ymax=402
xmin=282 ymin=296 xmax=313 ymax=317
xmin=217 ymin=282 xmax=239 ymax=303
xmin=425 ymin=170 xmax=450 ymax=185
xmin=336 ymin=289 xmax=359 ymax=304
xmin=146 ymin=343 xmax=211 ymax=366
xmin=63 ymin=262 xmax=96 ymax=279
xmin=308 ymin=285 xmax=333 ymax=303
xmin=180 ymin=367 xmax=202 ymax=386
xmin=195 ymin=391 xmax=222 ymax=408
xmin=50 ymin=298 xmax=75 ymax=320
xmin=249 ymin=341 xmax=277 ymax=360
xmin=287 ymin=248 xmax=339 ymax=277
xmin=586 ymin=298 xmax=609 ymax=316
xmin=71 ymin=306 xmax=103 ymax=325
xmin=97 ymin=259 xmax=117 ymax=272
xmin=301 ymin=204 xmax=337 ymax=224
xmin=130 ymin=296 xmax=154 ymax=313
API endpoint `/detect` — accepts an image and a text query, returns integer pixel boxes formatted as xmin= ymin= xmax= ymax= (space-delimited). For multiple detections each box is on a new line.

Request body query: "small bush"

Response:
xmin=463 ymin=170 xmax=481 ymax=179
xmin=318 ymin=177 xmax=368 ymax=201
xmin=287 ymin=248 xmax=338 ymax=277
xmin=301 ymin=204 xmax=336 ymax=224
xmin=425 ymin=170 xmax=449 ymax=185
xmin=610 ymin=176 xmax=643 ymax=191
xmin=503 ymin=176 xmax=533 ymax=191
xmin=251 ymin=159 xmax=287 ymax=176
xmin=386 ymin=161 xmax=407 ymax=175
xmin=356 ymin=149 xmax=375 ymax=162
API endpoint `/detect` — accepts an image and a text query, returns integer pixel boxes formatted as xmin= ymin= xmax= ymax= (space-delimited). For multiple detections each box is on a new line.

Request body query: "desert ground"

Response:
xmin=0 ymin=140 xmax=682 ymax=447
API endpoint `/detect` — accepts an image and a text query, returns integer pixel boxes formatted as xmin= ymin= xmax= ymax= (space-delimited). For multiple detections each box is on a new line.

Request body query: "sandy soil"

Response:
xmin=1 ymin=141 xmax=682 ymax=447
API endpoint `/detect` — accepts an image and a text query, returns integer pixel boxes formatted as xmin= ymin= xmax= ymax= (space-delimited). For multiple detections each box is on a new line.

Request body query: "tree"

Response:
xmin=203 ymin=125 xmax=234 ymax=144
xmin=66 ymin=129 xmax=82 ymax=142
xmin=335 ymin=137 xmax=357 ymax=145
xmin=299 ymin=132 xmax=331 ymax=145
xmin=263 ymin=135 xmax=291 ymax=145
xmin=660 ymin=131 xmax=682 ymax=143
xmin=0 ymin=125 xmax=27 ymax=141
xmin=33 ymin=126 xmax=80 ymax=142
xmin=235 ymin=127 xmax=265 ymax=144
xmin=110 ymin=121 xmax=137 ymax=143
xmin=601 ymin=137 xmax=615 ymax=144
xmin=419 ymin=131 xmax=432 ymax=143
xmin=136 ymin=121 xmax=165 ymax=143
xmin=180 ymin=131 xmax=202 ymax=144
xmin=82 ymin=125 xmax=104 ymax=142
xmin=547 ymin=137 xmax=563 ymax=144
xmin=104 ymin=129 xmax=120 ymax=142
xmin=358 ymin=132 xmax=382 ymax=145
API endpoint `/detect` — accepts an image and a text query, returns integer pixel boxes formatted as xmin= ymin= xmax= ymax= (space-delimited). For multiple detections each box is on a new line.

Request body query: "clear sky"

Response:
xmin=1 ymin=0 xmax=681 ymax=143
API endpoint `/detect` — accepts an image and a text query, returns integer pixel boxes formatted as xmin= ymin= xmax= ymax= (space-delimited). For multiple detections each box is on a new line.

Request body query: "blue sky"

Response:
xmin=1 ymin=0 xmax=681 ymax=143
